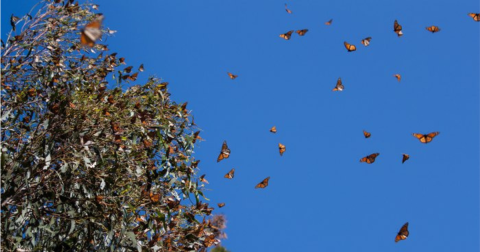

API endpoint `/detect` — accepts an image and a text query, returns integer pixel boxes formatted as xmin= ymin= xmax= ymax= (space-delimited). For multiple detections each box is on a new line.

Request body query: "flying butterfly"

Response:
xmin=199 ymin=174 xmax=209 ymax=184
xmin=344 ymin=41 xmax=356 ymax=52
xmin=296 ymin=29 xmax=308 ymax=36
xmin=412 ymin=132 xmax=439 ymax=144
xmin=81 ymin=14 xmax=104 ymax=47
xmin=325 ymin=19 xmax=333 ymax=25
xmin=255 ymin=177 xmax=270 ymax=189
xmin=363 ymin=130 xmax=371 ymax=138
xmin=402 ymin=154 xmax=410 ymax=164
xmin=394 ymin=20 xmax=403 ymax=37
xmin=394 ymin=74 xmax=401 ymax=82
xmin=224 ymin=168 xmax=235 ymax=179
xmin=280 ymin=30 xmax=294 ymax=40
xmin=332 ymin=77 xmax=344 ymax=91
xmin=361 ymin=37 xmax=372 ymax=46
xmin=217 ymin=203 xmax=226 ymax=208
xmin=360 ymin=153 xmax=380 ymax=164
xmin=270 ymin=126 xmax=277 ymax=133
xmin=278 ymin=143 xmax=286 ymax=156
xmin=426 ymin=25 xmax=440 ymax=33
xmin=395 ymin=222 xmax=409 ymax=242
xmin=217 ymin=141 xmax=231 ymax=162
xmin=227 ymin=72 xmax=238 ymax=80
xmin=468 ymin=13 xmax=480 ymax=21
xmin=285 ymin=4 xmax=292 ymax=14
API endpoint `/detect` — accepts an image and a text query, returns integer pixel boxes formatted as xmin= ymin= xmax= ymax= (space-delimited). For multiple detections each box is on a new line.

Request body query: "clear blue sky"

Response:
xmin=3 ymin=0 xmax=479 ymax=251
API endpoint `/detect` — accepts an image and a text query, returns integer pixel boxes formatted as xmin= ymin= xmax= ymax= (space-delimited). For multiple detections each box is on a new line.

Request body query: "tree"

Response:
xmin=1 ymin=1 xmax=223 ymax=251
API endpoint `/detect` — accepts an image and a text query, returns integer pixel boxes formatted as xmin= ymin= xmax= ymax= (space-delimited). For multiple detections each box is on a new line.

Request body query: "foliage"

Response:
xmin=1 ymin=0 xmax=222 ymax=251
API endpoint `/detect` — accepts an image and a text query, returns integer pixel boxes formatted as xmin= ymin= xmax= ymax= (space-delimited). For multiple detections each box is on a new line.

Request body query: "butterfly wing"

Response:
xmin=81 ymin=18 xmax=103 ymax=47
xmin=426 ymin=26 xmax=440 ymax=33
xmin=217 ymin=203 xmax=225 ymax=208
xmin=395 ymin=222 xmax=409 ymax=242
xmin=394 ymin=74 xmax=401 ymax=82
xmin=394 ymin=20 xmax=403 ymax=37
xmin=255 ymin=177 xmax=270 ymax=189
xmin=325 ymin=19 xmax=333 ymax=25
xmin=278 ymin=143 xmax=286 ymax=156
xmin=224 ymin=168 xmax=235 ymax=179
xmin=217 ymin=141 xmax=231 ymax=162
xmin=227 ymin=72 xmax=238 ymax=79
xmin=296 ymin=29 xmax=308 ymax=36
xmin=363 ymin=130 xmax=371 ymax=138
xmin=333 ymin=77 xmax=344 ymax=91
xmin=402 ymin=154 xmax=410 ymax=164
xmin=270 ymin=126 xmax=277 ymax=133
xmin=361 ymin=37 xmax=371 ymax=46
xmin=344 ymin=41 xmax=356 ymax=52
xmin=280 ymin=30 xmax=294 ymax=40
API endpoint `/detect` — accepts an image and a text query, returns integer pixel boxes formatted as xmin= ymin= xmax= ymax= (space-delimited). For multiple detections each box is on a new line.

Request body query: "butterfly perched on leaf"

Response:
xmin=363 ymin=130 xmax=371 ymax=138
xmin=394 ymin=20 xmax=403 ymax=37
xmin=412 ymin=132 xmax=439 ymax=144
xmin=402 ymin=154 xmax=410 ymax=164
xmin=426 ymin=25 xmax=440 ymax=33
xmin=360 ymin=153 xmax=380 ymax=164
xmin=278 ymin=143 xmax=286 ymax=156
xmin=227 ymin=72 xmax=238 ymax=80
xmin=332 ymin=77 xmax=344 ymax=91
xmin=361 ymin=37 xmax=372 ymax=46
xmin=270 ymin=126 xmax=277 ymax=133
xmin=81 ymin=14 xmax=104 ymax=47
xmin=280 ymin=30 xmax=294 ymax=40
xmin=395 ymin=222 xmax=409 ymax=242
xmin=255 ymin=177 xmax=270 ymax=189
xmin=344 ymin=41 xmax=356 ymax=52
xmin=224 ymin=168 xmax=235 ymax=179
xmin=394 ymin=74 xmax=401 ymax=82
xmin=217 ymin=141 xmax=231 ymax=162
xmin=468 ymin=13 xmax=480 ymax=21
xmin=325 ymin=19 xmax=333 ymax=25
xmin=217 ymin=203 xmax=226 ymax=208
xmin=285 ymin=4 xmax=292 ymax=14
xmin=296 ymin=29 xmax=308 ymax=36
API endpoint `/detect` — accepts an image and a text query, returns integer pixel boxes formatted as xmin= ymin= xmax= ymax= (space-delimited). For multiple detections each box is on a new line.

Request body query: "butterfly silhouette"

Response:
xmin=402 ymin=154 xmax=410 ymax=164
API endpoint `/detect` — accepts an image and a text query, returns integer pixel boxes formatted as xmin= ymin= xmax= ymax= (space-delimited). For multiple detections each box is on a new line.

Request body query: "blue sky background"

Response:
xmin=3 ymin=0 xmax=479 ymax=251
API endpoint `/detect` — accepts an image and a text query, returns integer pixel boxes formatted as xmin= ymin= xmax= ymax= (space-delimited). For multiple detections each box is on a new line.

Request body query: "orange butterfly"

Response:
xmin=255 ymin=177 xmax=270 ymax=189
xmin=280 ymin=30 xmax=294 ymax=40
xmin=325 ymin=19 xmax=333 ymax=25
xmin=149 ymin=192 xmax=161 ymax=202
xmin=363 ymin=130 xmax=371 ymax=138
xmin=468 ymin=13 xmax=480 ymax=21
xmin=361 ymin=37 xmax=372 ymax=46
xmin=394 ymin=74 xmax=401 ymax=82
xmin=394 ymin=20 xmax=403 ymax=37
xmin=224 ymin=168 xmax=235 ymax=179
xmin=80 ymin=14 xmax=104 ymax=47
xmin=217 ymin=203 xmax=226 ymax=208
xmin=426 ymin=25 xmax=440 ymax=33
xmin=344 ymin=41 xmax=356 ymax=52
xmin=227 ymin=72 xmax=238 ymax=80
xmin=285 ymin=4 xmax=292 ymax=14
xmin=395 ymin=222 xmax=409 ymax=242
xmin=412 ymin=132 xmax=439 ymax=144
xmin=200 ymin=174 xmax=209 ymax=184
xmin=332 ymin=77 xmax=344 ymax=91
xmin=360 ymin=153 xmax=380 ymax=164
xmin=217 ymin=141 xmax=231 ymax=162
xmin=278 ymin=143 xmax=286 ymax=156
xmin=296 ymin=29 xmax=308 ymax=36
xmin=270 ymin=126 xmax=277 ymax=133
xmin=402 ymin=154 xmax=410 ymax=164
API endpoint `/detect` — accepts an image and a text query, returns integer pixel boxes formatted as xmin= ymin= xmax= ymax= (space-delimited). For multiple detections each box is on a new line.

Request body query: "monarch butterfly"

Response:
xmin=360 ymin=153 xmax=380 ymax=164
xmin=332 ymin=77 xmax=344 ymax=91
xmin=394 ymin=74 xmax=401 ymax=82
xmin=344 ymin=41 xmax=356 ymax=52
xmin=325 ymin=19 xmax=333 ymax=25
xmin=139 ymin=64 xmax=144 ymax=72
xmin=394 ymin=20 xmax=403 ymax=37
xmin=361 ymin=37 xmax=372 ymax=46
xmin=227 ymin=72 xmax=238 ymax=80
xmin=426 ymin=25 xmax=440 ymax=33
xmin=217 ymin=141 xmax=231 ymax=162
xmin=200 ymin=174 xmax=209 ymax=184
xmin=80 ymin=14 xmax=104 ymax=47
xmin=255 ymin=177 xmax=270 ymax=189
xmin=363 ymin=130 xmax=371 ymax=138
xmin=296 ymin=29 xmax=308 ymax=36
xmin=285 ymin=4 xmax=292 ymax=14
xmin=278 ymin=143 xmax=286 ymax=156
xmin=224 ymin=168 xmax=235 ymax=179
xmin=412 ymin=132 xmax=439 ymax=143
xmin=468 ymin=13 xmax=480 ymax=21
xmin=217 ymin=203 xmax=226 ymax=208
xmin=402 ymin=154 xmax=410 ymax=164
xmin=280 ymin=30 xmax=294 ymax=40
xmin=395 ymin=222 xmax=409 ymax=242
xmin=270 ymin=126 xmax=277 ymax=133
xmin=149 ymin=192 xmax=161 ymax=202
